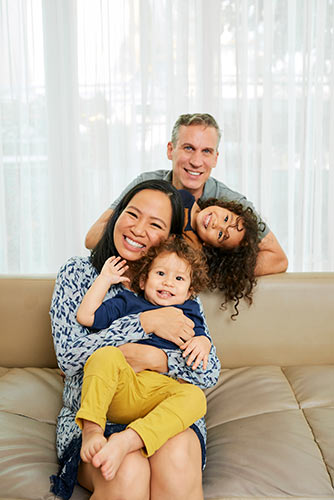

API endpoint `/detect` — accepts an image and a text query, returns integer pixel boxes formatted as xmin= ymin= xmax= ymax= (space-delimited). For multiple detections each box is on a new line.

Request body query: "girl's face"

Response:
xmin=113 ymin=189 xmax=172 ymax=261
xmin=195 ymin=205 xmax=244 ymax=249
xmin=140 ymin=251 xmax=192 ymax=306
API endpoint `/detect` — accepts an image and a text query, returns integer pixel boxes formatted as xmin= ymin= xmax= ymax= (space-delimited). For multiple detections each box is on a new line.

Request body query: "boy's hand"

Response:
xmin=180 ymin=336 xmax=211 ymax=370
xmin=100 ymin=256 xmax=130 ymax=285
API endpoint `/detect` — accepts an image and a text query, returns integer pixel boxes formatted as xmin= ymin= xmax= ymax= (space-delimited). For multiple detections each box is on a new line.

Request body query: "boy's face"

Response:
xmin=140 ymin=251 xmax=192 ymax=306
xmin=195 ymin=205 xmax=245 ymax=249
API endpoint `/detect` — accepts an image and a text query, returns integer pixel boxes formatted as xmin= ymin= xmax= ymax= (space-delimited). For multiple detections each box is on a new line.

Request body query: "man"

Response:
xmin=85 ymin=113 xmax=288 ymax=275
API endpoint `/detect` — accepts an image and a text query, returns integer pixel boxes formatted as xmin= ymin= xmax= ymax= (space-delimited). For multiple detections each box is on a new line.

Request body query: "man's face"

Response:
xmin=167 ymin=124 xmax=219 ymax=200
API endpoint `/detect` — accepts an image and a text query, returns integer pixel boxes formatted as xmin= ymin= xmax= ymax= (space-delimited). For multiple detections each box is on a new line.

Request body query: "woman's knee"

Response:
xmin=149 ymin=429 xmax=203 ymax=499
xmin=79 ymin=451 xmax=150 ymax=500
xmin=114 ymin=450 xmax=150 ymax=492
xmin=151 ymin=428 xmax=202 ymax=474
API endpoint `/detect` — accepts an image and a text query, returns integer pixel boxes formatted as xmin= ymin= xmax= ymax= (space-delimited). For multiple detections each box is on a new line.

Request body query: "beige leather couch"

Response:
xmin=0 ymin=273 xmax=333 ymax=500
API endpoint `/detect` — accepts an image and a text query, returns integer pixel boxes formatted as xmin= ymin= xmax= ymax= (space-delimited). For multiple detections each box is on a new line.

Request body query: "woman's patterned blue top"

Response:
xmin=49 ymin=256 xmax=221 ymax=497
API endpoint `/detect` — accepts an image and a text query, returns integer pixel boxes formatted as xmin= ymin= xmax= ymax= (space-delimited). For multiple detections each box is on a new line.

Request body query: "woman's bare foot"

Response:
xmin=80 ymin=420 xmax=107 ymax=463
xmin=92 ymin=428 xmax=144 ymax=481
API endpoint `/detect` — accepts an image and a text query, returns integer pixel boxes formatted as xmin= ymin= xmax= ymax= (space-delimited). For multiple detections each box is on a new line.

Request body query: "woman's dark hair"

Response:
xmin=198 ymin=198 xmax=265 ymax=319
xmin=90 ymin=180 xmax=184 ymax=273
xmin=131 ymin=235 xmax=209 ymax=298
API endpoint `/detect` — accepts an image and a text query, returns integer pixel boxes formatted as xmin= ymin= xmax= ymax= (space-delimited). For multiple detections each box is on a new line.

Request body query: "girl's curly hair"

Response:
xmin=131 ymin=235 xmax=209 ymax=298
xmin=198 ymin=198 xmax=266 ymax=319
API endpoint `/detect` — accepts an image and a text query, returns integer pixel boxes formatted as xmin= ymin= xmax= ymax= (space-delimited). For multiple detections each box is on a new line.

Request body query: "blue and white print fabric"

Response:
xmin=50 ymin=256 xmax=221 ymax=462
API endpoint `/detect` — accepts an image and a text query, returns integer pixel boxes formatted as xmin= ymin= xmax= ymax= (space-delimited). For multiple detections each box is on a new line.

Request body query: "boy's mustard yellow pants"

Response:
xmin=75 ymin=346 xmax=206 ymax=457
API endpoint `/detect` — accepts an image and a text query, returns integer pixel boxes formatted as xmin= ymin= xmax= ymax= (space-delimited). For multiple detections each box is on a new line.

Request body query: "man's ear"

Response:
xmin=212 ymin=150 xmax=219 ymax=169
xmin=167 ymin=141 xmax=174 ymax=160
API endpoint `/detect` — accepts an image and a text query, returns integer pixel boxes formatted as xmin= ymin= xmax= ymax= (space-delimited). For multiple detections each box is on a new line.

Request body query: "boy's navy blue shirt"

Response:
xmin=92 ymin=288 xmax=208 ymax=350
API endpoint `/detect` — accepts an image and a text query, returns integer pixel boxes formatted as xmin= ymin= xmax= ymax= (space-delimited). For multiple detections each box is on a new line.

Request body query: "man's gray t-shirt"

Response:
xmin=110 ymin=170 xmax=269 ymax=239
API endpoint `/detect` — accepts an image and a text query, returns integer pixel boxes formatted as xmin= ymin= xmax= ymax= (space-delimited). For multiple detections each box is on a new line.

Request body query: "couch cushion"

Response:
xmin=203 ymin=365 xmax=334 ymax=499
xmin=200 ymin=273 xmax=334 ymax=368
xmin=0 ymin=411 xmax=58 ymax=498
xmin=1 ymin=365 xmax=333 ymax=500
xmin=0 ymin=367 xmax=89 ymax=500
xmin=0 ymin=276 xmax=57 ymax=368
xmin=0 ymin=367 xmax=63 ymax=424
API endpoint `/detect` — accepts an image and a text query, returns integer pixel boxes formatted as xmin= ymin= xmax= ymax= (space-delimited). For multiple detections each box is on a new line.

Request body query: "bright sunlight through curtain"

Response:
xmin=1 ymin=0 xmax=333 ymax=273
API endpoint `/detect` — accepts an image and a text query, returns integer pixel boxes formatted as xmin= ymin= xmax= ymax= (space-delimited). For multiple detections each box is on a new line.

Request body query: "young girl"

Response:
xmin=180 ymin=189 xmax=264 ymax=317
xmin=75 ymin=236 xmax=215 ymax=482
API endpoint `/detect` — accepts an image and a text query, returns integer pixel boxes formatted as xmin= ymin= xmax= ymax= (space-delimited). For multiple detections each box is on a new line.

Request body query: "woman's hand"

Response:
xmin=140 ymin=307 xmax=195 ymax=346
xmin=118 ymin=343 xmax=168 ymax=373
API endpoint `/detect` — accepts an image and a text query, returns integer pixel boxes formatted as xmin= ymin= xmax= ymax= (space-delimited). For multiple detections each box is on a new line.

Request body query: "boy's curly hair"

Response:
xmin=131 ymin=235 xmax=209 ymax=299
xmin=198 ymin=198 xmax=265 ymax=319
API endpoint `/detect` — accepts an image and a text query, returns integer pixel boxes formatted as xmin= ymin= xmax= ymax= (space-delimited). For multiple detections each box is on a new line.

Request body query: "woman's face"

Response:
xmin=114 ymin=189 xmax=172 ymax=261
xmin=195 ymin=205 xmax=244 ymax=249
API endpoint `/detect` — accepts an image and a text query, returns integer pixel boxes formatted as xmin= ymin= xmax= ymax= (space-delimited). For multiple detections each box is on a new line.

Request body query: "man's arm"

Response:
xmin=255 ymin=231 xmax=288 ymax=276
xmin=85 ymin=208 xmax=113 ymax=249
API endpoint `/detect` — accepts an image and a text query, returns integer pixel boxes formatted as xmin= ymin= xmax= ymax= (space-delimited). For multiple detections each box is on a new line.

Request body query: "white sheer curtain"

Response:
xmin=1 ymin=0 xmax=333 ymax=273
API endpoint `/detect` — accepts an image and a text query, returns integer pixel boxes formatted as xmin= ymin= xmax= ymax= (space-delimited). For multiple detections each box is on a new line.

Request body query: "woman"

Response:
xmin=50 ymin=180 xmax=220 ymax=500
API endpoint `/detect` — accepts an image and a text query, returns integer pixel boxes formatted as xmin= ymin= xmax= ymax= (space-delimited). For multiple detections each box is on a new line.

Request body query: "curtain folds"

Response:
xmin=1 ymin=0 xmax=333 ymax=273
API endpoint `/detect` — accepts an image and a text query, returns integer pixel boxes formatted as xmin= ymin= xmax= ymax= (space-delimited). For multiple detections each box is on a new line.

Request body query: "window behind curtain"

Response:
xmin=1 ymin=0 xmax=333 ymax=273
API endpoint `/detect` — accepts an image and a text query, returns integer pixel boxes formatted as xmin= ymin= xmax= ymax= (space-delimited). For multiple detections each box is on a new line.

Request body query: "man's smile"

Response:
xmin=184 ymin=168 xmax=202 ymax=177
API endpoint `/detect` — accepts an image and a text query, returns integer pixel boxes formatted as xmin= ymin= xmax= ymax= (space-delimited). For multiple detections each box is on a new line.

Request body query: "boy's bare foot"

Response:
xmin=92 ymin=428 xmax=144 ymax=481
xmin=80 ymin=420 xmax=107 ymax=463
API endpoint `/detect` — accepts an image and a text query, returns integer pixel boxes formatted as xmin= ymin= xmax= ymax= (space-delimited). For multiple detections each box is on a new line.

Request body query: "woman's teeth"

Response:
xmin=125 ymin=237 xmax=144 ymax=248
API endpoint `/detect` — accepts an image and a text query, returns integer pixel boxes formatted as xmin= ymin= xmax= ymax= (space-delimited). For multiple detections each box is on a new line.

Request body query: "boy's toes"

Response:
xmin=92 ymin=453 xmax=102 ymax=468
xmin=102 ymin=467 xmax=115 ymax=482
xmin=80 ymin=448 xmax=88 ymax=462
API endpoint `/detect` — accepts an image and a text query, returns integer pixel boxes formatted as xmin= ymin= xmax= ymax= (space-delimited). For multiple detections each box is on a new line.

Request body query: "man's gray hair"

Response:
xmin=171 ymin=113 xmax=221 ymax=148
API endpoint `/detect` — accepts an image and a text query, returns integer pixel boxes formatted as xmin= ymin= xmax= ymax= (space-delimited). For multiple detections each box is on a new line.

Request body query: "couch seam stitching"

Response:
xmin=281 ymin=368 xmax=334 ymax=490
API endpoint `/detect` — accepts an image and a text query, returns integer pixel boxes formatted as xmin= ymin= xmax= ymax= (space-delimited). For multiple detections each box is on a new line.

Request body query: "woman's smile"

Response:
xmin=123 ymin=235 xmax=145 ymax=250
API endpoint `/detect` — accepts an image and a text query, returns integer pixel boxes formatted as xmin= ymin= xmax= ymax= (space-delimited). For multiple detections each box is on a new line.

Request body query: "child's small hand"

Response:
xmin=100 ymin=256 xmax=130 ymax=285
xmin=180 ymin=336 xmax=211 ymax=370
